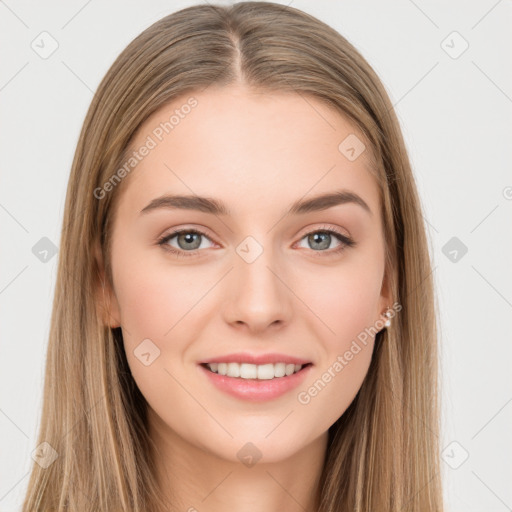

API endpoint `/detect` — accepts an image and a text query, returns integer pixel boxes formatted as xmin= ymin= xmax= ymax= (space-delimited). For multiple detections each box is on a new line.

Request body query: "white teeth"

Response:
xmin=227 ymin=362 xmax=240 ymax=377
xmin=241 ymin=363 xmax=257 ymax=379
xmin=257 ymin=364 xmax=274 ymax=380
xmin=274 ymin=363 xmax=286 ymax=378
xmin=206 ymin=362 xmax=304 ymax=379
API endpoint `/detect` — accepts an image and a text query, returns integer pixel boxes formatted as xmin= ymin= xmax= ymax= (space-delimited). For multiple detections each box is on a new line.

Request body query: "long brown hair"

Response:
xmin=22 ymin=2 xmax=443 ymax=510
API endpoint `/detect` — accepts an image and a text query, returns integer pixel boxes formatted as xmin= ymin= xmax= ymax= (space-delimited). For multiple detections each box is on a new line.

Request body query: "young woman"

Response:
xmin=22 ymin=2 xmax=443 ymax=511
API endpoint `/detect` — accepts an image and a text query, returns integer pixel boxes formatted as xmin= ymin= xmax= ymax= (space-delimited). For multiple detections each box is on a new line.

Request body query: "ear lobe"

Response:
xmin=94 ymin=242 xmax=121 ymax=328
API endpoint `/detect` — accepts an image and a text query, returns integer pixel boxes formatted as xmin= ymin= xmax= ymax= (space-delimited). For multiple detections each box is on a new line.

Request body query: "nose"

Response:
xmin=222 ymin=242 xmax=293 ymax=334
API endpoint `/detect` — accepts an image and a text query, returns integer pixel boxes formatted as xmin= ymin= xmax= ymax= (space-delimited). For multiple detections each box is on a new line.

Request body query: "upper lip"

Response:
xmin=200 ymin=352 xmax=312 ymax=366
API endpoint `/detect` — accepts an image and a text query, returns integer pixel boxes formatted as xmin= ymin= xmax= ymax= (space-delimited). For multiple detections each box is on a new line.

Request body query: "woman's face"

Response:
xmin=102 ymin=84 xmax=391 ymax=464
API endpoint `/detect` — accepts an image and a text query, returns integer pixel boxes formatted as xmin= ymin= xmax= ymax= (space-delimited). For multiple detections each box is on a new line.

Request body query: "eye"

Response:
xmin=157 ymin=228 xmax=215 ymax=257
xmin=157 ymin=225 xmax=356 ymax=258
xmin=296 ymin=226 xmax=356 ymax=256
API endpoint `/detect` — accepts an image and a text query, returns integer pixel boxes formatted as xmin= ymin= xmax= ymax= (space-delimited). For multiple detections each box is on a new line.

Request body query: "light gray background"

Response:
xmin=1 ymin=1 xmax=511 ymax=510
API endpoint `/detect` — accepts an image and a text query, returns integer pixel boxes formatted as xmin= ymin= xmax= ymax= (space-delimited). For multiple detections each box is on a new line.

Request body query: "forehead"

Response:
xmin=117 ymin=85 xmax=381 ymax=221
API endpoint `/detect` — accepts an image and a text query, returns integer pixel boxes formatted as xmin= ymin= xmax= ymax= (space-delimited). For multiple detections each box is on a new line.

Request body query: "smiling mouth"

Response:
xmin=200 ymin=362 xmax=313 ymax=380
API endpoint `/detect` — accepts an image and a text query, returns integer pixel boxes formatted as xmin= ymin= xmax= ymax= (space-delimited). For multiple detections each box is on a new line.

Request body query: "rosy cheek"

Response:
xmin=114 ymin=259 xmax=202 ymax=343
xmin=313 ymin=276 xmax=380 ymax=347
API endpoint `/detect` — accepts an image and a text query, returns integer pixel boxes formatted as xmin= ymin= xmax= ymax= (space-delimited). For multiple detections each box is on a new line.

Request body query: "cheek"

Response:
xmin=296 ymin=259 xmax=383 ymax=348
xmin=109 ymin=250 xmax=200 ymax=387
xmin=297 ymin=340 xmax=374 ymax=435
xmin=112 ymin=257 xmax=207 ymax=423
xmin=113 ymin=251 xmax=206 ymax=340
xmin=291 ymin=261 xmax=382 ymax=422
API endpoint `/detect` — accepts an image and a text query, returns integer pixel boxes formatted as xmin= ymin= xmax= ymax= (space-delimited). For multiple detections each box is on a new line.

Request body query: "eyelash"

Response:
xmin=157 ymin=225 xmax=356 ymax=258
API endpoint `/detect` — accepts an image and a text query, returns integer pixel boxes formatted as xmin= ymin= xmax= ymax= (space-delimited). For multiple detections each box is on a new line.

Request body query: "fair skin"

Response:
xmin=98 ymin=84 xmax=391 ymax=512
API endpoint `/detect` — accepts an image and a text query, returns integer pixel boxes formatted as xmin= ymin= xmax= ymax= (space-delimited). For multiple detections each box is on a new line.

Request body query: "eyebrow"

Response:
xmin=139 ymin=189 xmax=372 ymax=217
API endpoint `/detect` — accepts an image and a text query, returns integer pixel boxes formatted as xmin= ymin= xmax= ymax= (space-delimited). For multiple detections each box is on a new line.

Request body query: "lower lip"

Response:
xmin=198 ymin=363 xmax=313 ymax=402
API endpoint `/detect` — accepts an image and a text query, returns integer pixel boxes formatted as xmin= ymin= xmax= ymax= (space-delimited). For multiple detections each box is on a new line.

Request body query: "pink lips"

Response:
xmin=198 ymin=360 xmax=313 ymax=402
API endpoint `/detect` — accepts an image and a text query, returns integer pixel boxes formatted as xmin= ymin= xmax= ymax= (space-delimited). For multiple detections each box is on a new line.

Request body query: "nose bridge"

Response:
xmin=224 ymin=234 xmax=292 ymax=329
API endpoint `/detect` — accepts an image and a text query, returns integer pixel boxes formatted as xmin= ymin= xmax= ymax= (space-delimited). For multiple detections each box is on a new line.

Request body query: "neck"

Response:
xmin=148 ymin=408 xmax=328 ymax=512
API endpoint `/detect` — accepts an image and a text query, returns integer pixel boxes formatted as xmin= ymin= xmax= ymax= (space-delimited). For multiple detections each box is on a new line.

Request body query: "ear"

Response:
xmin=378 ymin=264 xmax=394 ymax=318
xmin=94 ymin=241 xmax=121 ymax=328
